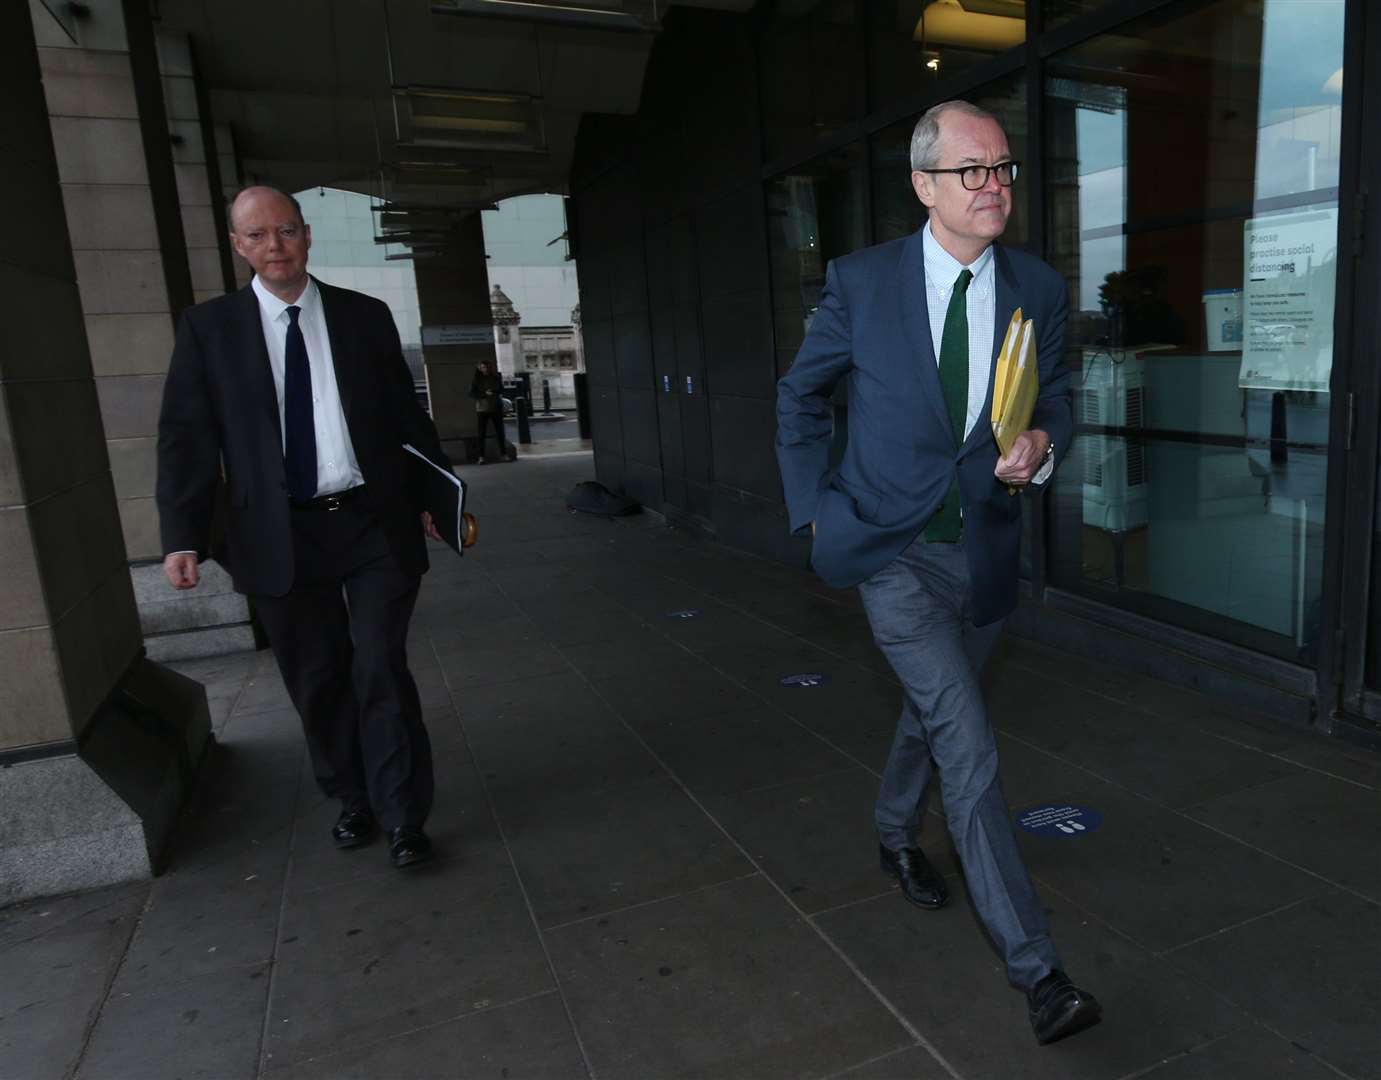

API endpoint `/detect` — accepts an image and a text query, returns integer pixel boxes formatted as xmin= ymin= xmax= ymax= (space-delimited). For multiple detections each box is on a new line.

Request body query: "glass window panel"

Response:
xmin=870 ymin=72 xmax=1028 ymax=247
xmin=760 ymin=0 xmax=865 ymax=161
xmin=1043 ymin=0 xmax=1108 ymax=30
xmin=1044 ymin=0 xmax=1345 ymax=663
xmin=867 ymin=0 xmax=1026 ymax=110
xmin=767 ymin=142 xmax=868 ymax=376
xmin=1369 ymin=465 xmax=1381 ymax=689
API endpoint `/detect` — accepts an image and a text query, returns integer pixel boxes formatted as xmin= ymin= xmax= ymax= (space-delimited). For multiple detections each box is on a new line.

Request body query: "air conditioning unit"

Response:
xmin=1078 ymin=349 xmax=1148 ymax=532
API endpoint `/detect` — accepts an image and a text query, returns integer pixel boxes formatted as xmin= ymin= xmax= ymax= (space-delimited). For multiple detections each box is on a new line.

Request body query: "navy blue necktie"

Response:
xmin=284 ymin=305 xmax=317 ymax=500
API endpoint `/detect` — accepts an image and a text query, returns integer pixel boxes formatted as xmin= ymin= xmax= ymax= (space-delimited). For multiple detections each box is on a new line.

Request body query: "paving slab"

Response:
xmin=0 ymin=885 xmax=146 ymax=1080
xmin=1133 ymin=1028 xmax=1349 ymax=1080
xmin=632 ymin=706 xmax=857 ymax=799
xmin=702 ymin=766 xmax=957 ymax=916
xmin=76 ymin=963 xmax=270 ymax=1080
xmin=815 ymin=880 xmax=1249 ymax=1080
xmin=546 ymin=874 xmax=914 ymax=1080
xmin=8 ymin=455 xmax=1378 ymax=1080
xmin=498 ymin=774 xmax=755 ymax=929
xmin=995 ymin=739 xmax=1328 ymax=953
xmin=1167 ymin=890 xmax=1381 ymax=1080
xmin=264 ymin=847 xmax=553 ymax=1067
xmin=262 ymin=990 xmax=587 ymax=1080
xmin=1183 ymin=769 xmax=1381 ymax=901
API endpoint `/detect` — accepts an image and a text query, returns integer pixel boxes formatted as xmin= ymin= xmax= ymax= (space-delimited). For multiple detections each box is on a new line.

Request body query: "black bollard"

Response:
xmin=573 ymin=372 xmax=591 ymax=439
xmin=1270 ymin=391 xmax=1288 ymax=466
xmin=516 ymin=396 xmax=532 ymax=444
xmin=542 ymin=378 xmax=552 ymax=414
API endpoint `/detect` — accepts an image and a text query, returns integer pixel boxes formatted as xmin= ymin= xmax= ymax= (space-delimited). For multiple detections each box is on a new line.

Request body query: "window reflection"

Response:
xmin=867 ymin=0 xmax=1026 ymax=109
xmin=767 ymin=143 xmax=868 ymax=375
xmin=1045 ymin=0 xmax=1345 ymax=662
xmin=760 ymin=0 xmax=865 ymax=161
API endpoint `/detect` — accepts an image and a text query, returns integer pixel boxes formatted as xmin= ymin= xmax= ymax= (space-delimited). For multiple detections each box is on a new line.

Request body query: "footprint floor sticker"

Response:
xmin=1014 ymin=804 xmax=1103 ymax=837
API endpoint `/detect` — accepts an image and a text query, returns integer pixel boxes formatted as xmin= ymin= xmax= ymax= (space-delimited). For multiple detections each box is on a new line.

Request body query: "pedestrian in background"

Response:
xmin=470 ymin=359 xmax=507 ymax=463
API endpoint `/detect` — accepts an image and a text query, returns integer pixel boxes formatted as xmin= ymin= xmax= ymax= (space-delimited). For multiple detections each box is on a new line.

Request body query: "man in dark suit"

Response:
xmin=776 ymin=102 xmax=1101 ymax=1044
xmin=158 ymin=186 xmax=449 ymax=869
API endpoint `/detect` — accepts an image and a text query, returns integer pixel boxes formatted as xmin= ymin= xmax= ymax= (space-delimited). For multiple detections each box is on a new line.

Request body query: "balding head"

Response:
xmin=228 ymin=186 xmax=312 ymax=302
xmin=227 ymin=186 xmax=304 ymax=234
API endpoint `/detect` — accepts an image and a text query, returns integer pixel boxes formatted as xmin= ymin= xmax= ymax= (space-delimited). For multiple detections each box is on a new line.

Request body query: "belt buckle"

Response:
xmin=323 ymin=494 xmax=344 ymax=511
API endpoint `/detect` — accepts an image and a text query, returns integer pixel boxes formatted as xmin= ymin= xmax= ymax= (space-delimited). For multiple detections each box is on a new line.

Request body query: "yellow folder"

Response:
xmin=991 ymin=308 xmax=1038 ymax=459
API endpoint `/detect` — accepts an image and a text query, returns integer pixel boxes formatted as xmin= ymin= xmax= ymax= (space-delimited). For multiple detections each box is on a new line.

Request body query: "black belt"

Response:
xmin=290 ymin=485 xmax=367 ymax=511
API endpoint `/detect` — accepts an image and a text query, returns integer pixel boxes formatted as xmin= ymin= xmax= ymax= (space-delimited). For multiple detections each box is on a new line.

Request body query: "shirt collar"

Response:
xmin=922 ymin=220 xmax=994 ymax=300
xmin=251 ymin=274 xmax=319 ymax=323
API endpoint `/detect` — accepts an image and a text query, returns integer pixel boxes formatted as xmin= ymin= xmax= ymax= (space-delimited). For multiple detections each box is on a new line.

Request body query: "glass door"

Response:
xmin=1321 ymin=0 xmax=1381 ymax=738
xmin=1042 ymin=0 xmax=1348 ymax=666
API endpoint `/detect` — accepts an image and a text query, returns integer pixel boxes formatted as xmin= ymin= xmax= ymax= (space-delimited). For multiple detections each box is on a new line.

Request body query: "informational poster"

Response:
xmin=1238 ymin=208 xmax=1338 ymax=392
xmin=420 ymin=324 xmax=494 ymax=346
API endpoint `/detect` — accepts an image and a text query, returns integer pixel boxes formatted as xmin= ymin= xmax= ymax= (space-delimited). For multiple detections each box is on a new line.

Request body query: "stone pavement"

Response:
xmin=2 ymin=454 xmax=1378 ymax=1080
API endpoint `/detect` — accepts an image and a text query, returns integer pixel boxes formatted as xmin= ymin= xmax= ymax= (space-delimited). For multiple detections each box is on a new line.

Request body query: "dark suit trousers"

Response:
xmin=857 ymin=533 xmax=1060 ymax=991
xmin=251 ymin=498 xmax=434 ymax=831
xmin=476 ymin=409 xmax=506 ymax=458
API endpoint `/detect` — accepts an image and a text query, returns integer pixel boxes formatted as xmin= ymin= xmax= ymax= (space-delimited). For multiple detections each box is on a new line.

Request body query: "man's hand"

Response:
xmin=421 ymin=511 xmax=442 ymax=542
xmin=995 ymin=429 xmax=1051 ymax=487
xmin=163 ymin=552 xmax=200 ymax=590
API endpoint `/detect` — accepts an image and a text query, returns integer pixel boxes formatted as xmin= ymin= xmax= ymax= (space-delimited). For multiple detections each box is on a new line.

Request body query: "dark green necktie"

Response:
xmin=925 ymin=267 xmax=972 ymax=543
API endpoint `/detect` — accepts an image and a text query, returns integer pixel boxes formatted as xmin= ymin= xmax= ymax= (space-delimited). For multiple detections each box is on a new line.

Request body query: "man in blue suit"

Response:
xmin=776 ymin=101 xmax=1101 ymax=1045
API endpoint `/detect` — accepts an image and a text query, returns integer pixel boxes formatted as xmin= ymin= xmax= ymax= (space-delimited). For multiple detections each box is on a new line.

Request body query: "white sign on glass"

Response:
xmin=420 ymin=324 xmax=495 ymax=347
xmin=1238 ymin=208 xmax=1338 ymax=393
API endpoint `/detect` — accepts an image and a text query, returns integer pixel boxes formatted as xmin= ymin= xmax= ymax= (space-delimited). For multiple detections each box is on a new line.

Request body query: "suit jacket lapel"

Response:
xmin=236 ymin=285 xmax=283 ymax=449
xmin=899 ymin=229 xmax=956 ymax=442
xmin=316 ymin=279 xmax=358 ymax=428
xmin=959 ymin=243 xmax=1019 ymax=460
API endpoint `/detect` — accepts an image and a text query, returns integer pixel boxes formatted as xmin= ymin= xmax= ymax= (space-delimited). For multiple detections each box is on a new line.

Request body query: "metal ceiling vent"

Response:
xmin=429 ymin=0 xmax=662 ymax=33
xmin=393 ymin=88 xmax=547 ymax=153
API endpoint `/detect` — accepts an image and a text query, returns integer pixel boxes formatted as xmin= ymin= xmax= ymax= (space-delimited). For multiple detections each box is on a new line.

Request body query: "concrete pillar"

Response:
xmin=35 ymin=0 xmax=189 ymax=566
xmin=214 ymin=122 xmax=253 ymax=287
xmin=157 ymin=31 xmax=235 ymax=302
xmin=414 ymin=214 xmax=499 ymax=462
xmin=135 ymin=28 xmax=256 ymax=660
xmin=36 ymin=0 xmax=253 ymax=660
xmin=2 ymin=1 xmax=210 ymax=905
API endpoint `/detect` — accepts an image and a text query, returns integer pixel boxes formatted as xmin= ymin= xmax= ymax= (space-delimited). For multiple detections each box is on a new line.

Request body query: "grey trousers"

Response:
xmin=857 ymin=534 xmax=1060 ymax=991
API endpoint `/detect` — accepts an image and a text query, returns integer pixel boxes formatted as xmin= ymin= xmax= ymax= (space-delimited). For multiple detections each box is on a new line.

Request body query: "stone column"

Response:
xmin=36 ymin=0 xmax=253 ymax=660
xmin=214 ymin=122 xmax=253 ymax=287
xmin=157 ymin=31 xmax=235 ymax=302
xmin=414 ymin=213 xmax=499 ymax=462
xmin=135 ymin=28 xmax=255 ymax=660
xmin=2 ymin=0 xmax=210 ymax=905
xmin=35 ymin=0 xmax=189 ymax=566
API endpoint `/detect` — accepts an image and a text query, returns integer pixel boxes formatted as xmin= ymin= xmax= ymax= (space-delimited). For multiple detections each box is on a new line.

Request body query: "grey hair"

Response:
xmin=909 ymin=100 xmax=1003 ymax=172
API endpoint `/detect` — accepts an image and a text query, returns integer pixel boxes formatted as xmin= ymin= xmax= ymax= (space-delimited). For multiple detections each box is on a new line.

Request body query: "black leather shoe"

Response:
xmin=331 ymin=809 xmax=377 ymax=849
xmin=879 ymin=843 xmax=949 ymax=909
xmin=1028 ymin=969 xmax=1102 ymax=1045
xmin=388 ymin=826 xmax=433 ymax=868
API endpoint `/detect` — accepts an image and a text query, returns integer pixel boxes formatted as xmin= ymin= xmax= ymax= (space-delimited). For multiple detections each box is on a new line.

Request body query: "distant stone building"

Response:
xmin=489 ymin=284 xmax=584 ymax=410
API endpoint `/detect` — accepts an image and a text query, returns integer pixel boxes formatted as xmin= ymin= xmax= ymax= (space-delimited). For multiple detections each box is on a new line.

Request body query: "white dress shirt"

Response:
xmin=251 ymin=275 xmax=364 ymax=497
xmin=922 ymin=221 xmax=996 ymax=442
xmin=921 ymin=222 xmax=1054 ymax=484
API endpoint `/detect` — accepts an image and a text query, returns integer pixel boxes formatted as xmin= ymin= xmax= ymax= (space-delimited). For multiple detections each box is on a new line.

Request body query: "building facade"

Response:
xmin=483 ymin=194 xmax=585 ymax=409
xmin=569 ymin=0 xmax=1381 ymax=745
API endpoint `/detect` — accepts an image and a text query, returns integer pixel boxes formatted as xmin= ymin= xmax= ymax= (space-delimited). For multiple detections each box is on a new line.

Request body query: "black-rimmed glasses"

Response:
xmin=919 ymin=161 xmax=1020 ymax=191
